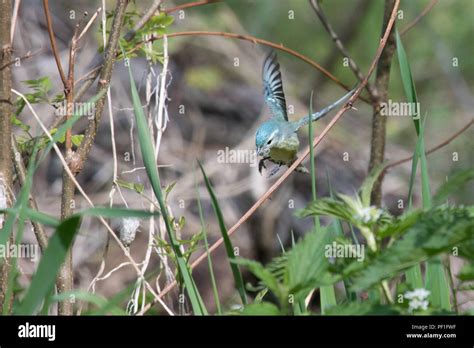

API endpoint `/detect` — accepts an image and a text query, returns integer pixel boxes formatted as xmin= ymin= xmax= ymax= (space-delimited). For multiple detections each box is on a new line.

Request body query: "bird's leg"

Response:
xmin=268 ymin=163 xmax=283 ymax=177
xmin=258 ymin=156 xmax=271 ymax=175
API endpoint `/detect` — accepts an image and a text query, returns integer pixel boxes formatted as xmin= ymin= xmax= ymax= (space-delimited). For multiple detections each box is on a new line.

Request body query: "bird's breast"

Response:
xmin=269 ymin=137 xmax=299 ymax=164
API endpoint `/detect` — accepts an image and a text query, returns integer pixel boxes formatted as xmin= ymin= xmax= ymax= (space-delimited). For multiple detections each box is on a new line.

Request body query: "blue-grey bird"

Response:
xmin=256 ymin=51 xmax=356 ymax=176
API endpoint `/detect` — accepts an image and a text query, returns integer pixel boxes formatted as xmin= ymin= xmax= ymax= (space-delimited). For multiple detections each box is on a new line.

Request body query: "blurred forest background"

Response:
xmin=7 ymin=0 xmax=473 ymax=312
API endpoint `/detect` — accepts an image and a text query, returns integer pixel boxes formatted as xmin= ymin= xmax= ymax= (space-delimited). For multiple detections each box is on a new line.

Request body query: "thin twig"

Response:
xmin=123 ymin=0 xmax=163 ymax=41
xmin=10 ymin=0 xmax=20 ymax=43
xmin=70 ymin=0 xmax=228 ymax=108
xmin=309 ymin=0 xmax=377 ymax=100
xmin=385 ymin=118 xmax=473 ymax=171
xmin=13 ymin=88 xmax=173 ymax=316
xmin=43 ymin=0 xmax=67 ymax=87
xmin=132 ymin=31 xmax=371 ymax=104
xmin=400 ymin=0 xmax=438 ymax=36
xmin=163 ymin=0 xmax=220 ymax=14
xmin=142 ymin=0 xmax=401 ymax=309
xmin=0 ymin=48 xmax=43 ymax=71
xmin=77 ymin=8 xmax=102 ymax=42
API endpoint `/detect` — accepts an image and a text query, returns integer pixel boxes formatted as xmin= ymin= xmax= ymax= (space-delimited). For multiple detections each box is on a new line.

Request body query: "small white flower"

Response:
xmin=405 ymin=288 xmax=430 ymax=312
xmin=354 ymin=206 xmax=382 ymax=224
xmin=405 ymin=288 xmax=430 ymax=300
xmin=119 ymin=218 xmax=140 ymax=247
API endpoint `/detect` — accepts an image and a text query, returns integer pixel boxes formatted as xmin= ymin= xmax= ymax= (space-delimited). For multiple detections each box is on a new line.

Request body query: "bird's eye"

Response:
xmin=267 ymin=139 xmax=272 ymax=145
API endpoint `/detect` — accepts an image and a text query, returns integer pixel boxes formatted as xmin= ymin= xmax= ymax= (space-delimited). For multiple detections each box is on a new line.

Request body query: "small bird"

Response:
xmin=256 ymin=51 xmax=356 ymax=177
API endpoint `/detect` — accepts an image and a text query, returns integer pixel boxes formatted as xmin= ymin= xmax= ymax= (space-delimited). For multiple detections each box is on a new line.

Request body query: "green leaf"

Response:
xmin=349 ymin=207 xmax=473 ymax=293
xmin=296 ymin=197 xmax=354 ymax=222
xmin=359 ymin=162 xmax=388 ymax=207
xmin=433 ymin=168 xmax=474 ymax=205
xmin=239 ymin=302 xmax=281 ymax=315
xmin=76 ymin=207 xmax=158 ymax=219
xmin=397 ymin=29 xmax=431 ymax=295
xmin=396 ymin=30 xmax=419 ymax=133
xmin=11 ymin=114 xmax=30 ymax=132
xmin=326 ymin=302 xmax=400 ymax=315
xmin=195 ymin=176 xmax=222 ymax=314
xmin=308 ymin=91 xmax=336 ymax=313
xmin=286 ymin=227 xmax=333 ymax=300
xmin=457 ymin=263 xmax=474 ymax=281
xmin=16 ymin=215 xmax=82 ymax=314
xmin=199 ymin=161 xmax=247 ymax=305
xmin=234 ymin=258 xmax=282 ymax=301
xmin=116 ymin=179 xmax=145 ymax=194
xmin=71 ymin=134 xmax=84 ymax=147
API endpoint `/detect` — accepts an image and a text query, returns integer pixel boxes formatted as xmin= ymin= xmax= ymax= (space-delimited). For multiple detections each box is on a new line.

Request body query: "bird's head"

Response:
xmin=255 ymin=120 xmax=281 ymax=157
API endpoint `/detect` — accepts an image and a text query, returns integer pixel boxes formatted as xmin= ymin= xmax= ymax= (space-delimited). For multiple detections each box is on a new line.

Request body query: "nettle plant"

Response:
xmin=232 ymin=165 xmax=474 ymax=315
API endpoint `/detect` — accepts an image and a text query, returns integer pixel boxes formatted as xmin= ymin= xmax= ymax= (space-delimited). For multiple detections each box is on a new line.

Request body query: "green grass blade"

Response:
xmin=16 ymin=215 xmax=82 ymax=314
xmin=308 ymin=92 xmax=336 ymax=313
xmin=360 ymin=162 xmax=388 ymax=207
xmin=396 ymin=29 xmax=425 ymax=291
xmin=396 ymin=30 xmax=419 ymax=134
xmin=126 ymin=59 xmax=207 ymax=315
xmin=76 ymin=207 xmax=160 ymax=219
xmin=418 ymin=115 xmax=432 ymax=208
xmin=198 ymin=161 xmax=247 ymax=305
xmin=326 ymin=170 xmax=349 ymax=301
xmin=2 ymin=143 xmax=41 ymax=313
xmin=195 ymin=175 xmax=222 ymax=314
xmin=397 ymin=31 xmax=450 ymax=309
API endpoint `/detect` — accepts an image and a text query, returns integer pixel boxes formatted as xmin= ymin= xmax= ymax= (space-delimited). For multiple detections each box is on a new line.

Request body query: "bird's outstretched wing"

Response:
xmin=262 ymin=51 xmax=288 ymax=121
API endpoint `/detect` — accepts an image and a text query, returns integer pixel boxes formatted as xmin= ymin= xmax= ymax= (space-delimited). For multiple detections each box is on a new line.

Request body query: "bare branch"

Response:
xmin=385 ymin=118 xmax=473 ymax=171
xmin=309 ymin=0 xmax=377 ymax=100
xmin=400 ymin=0 xmax=438 ymax=36
xmin=133 ymin=31 xmax=371 ymax=104
xmin=43 ymin=0 xmax=67 ymax=87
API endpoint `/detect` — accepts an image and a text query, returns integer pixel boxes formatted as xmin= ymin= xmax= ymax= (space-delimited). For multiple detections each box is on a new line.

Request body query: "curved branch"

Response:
xmin=131 ymin=30 xmax=372 ymax=104
xmin=385 ymin=118 xmax=473 ymax=171
xmin=163 ymin=0 xmax=221 ymax=14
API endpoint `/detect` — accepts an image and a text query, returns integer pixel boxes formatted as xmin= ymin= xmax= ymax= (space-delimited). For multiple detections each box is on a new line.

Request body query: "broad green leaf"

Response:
xmin=234 ymin=258 xmax=282 ymax=302
xmin=286 ymin=227 xmax=333 ymax=299
xmin=350 ymin=207 xmax=473 ymax=294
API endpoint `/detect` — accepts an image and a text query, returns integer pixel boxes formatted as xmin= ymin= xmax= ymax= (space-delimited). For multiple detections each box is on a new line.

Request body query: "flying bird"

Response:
xmin=255 ymin=51 xmax=356 ymax=177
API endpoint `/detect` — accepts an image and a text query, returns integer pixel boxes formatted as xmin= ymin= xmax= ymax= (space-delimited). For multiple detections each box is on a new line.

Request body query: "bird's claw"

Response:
xmin=258 ymin=157 xmax=270 ymax=175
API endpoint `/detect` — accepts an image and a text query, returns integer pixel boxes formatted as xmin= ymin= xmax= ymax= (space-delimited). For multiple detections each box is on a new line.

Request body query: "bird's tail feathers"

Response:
xmin=294 ymin=87 xmax=357 ymax=131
